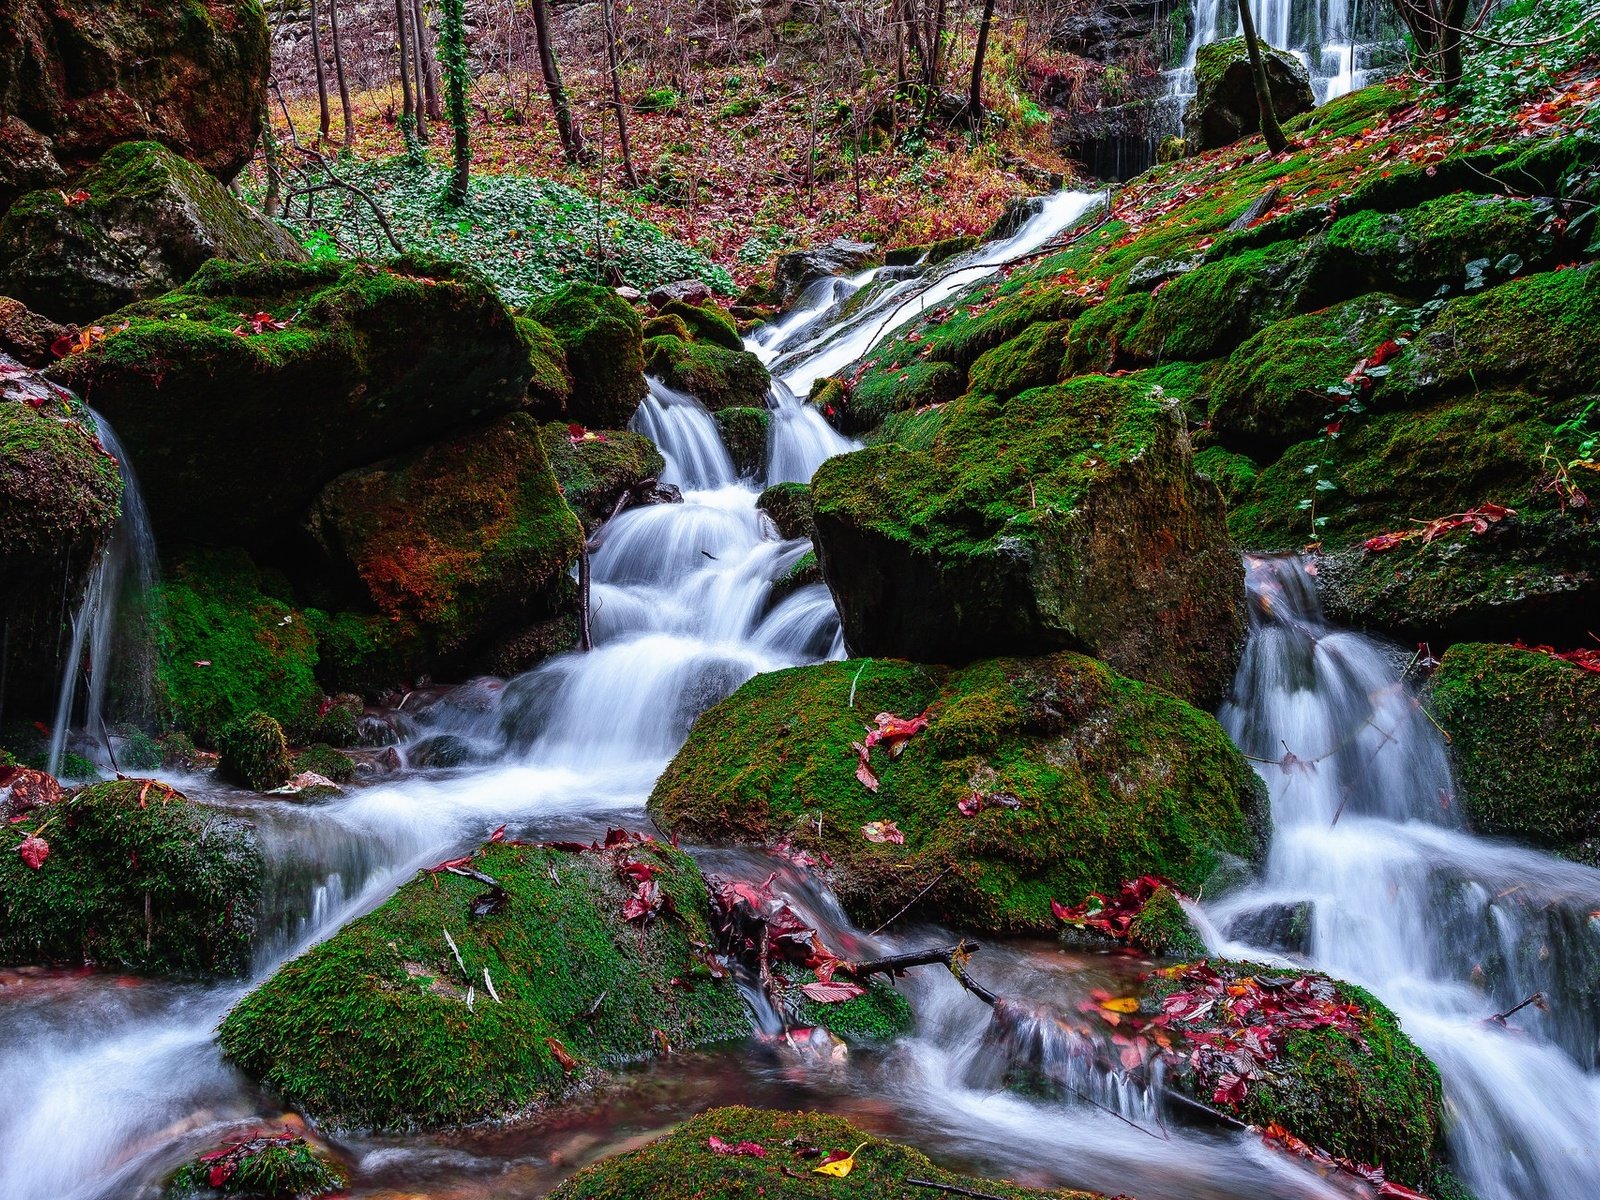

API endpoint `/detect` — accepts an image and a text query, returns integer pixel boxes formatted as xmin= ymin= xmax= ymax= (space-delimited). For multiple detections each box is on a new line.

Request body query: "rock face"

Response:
xmin=0 ymin=0 xmax=270 ymax=214
xmin=0 ymin=356 xmax=122 ymax=718
xmin=46 ymin=257 xmax=534 ymax=551
xmin=0 ymin=141 xmax=305 ymax=324
xmin=1183 ymin=36 xmax=1315 ymax=152
xmin=811 ymin=376 xmax=1244 ymax=707
xmin=773 ymin=238 xmax=878 ymax=304
xmin=0 ymin=296 xmax=74 ymax=366
xmin=0 ymin=778 xmax=261 ymax=975
xmin=1429 ymin=643 xmax=1600 ymax=862
xmin=218 ymin=834 xmax=750 ymax=1130
xmin=649 ymin=654 xmax=1265 ymax=933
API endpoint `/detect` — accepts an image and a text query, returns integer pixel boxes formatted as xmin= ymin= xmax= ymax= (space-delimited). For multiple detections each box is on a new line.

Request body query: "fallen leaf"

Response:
xmin=800 ymin=979 xmax=867 ymax=1003
xmin=707 ymin=1136 xmax=767 ymax=1157
xmin=813 ymin=1142 xmax=869 ymax=1177
xmin=860 ymin=820 xmax=904 ymax=844
xmin=545 ymin=1037 xmax=578 ymax=1072
xmin=17 ymin=834 xmax=48 ymax=870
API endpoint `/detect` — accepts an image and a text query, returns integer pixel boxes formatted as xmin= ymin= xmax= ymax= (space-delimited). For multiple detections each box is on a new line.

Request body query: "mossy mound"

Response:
xmin=515 ymin=315 xmax=575 ymax=412
xmin=548 ymin=1106 xmax=1103 ymax=1200
xmin=811 ymin=376 xmax=1243 ymax=707
xmin=293 ymin=743 xmax=356 ymax=784
xmin=164 ymin=1133 xmax=346 ymax=1200
xmin=649 ymin=655 xmax=1265 ymax=934
xmin=1127 ymin=885 xmax=1207 ymax=958
xmin=218 ymin=836 xmax=751 ymax=1131
xmin=0 ymin=140 xmax=305 ymax=324
xmin=966 ymin=319 xmax=1071 ymax=400
xmin=772 ymin=964 xmax=914 ymax=1043
xmin=1130 ymin=239 xmax=1311 ymax=364
xmin=1428 ymin=643 xmax=1600 ymax=860
xmin=713 ymin=406 xmax=770 ymax=477
xmin=306 ymin=412 xmax=584 ymax=671
xmin=756 ymin=481 xmax=813 ymax=539
xmin=645 ymin=335 xmax=771 ymax=412
xmin=1184 ymin=38 xmax=1315 ymax=152
xmin=770 ymin=550 xmax=821 ymax=604
xmin=217 ymin=711 xmax=292 ymax=791
xmin=526 ymin=283 xmax=647 ymax=428
xmin=659 ymin=299 xmax=743 ymax=350
xmin=45 ymin=256 xmax=532 ymax=550
xmin=540 ymin=423 xmax=665 ymax=528
xmin=0 ymin=779 xmax=260 ymax=975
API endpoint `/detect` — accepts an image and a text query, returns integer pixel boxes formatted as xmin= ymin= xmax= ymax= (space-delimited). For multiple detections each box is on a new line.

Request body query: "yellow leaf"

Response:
xmin=812 ymin=1142 xmax=869 ymax=1177
xmin=1100 ymin=996 xmax=1139 ymax=1013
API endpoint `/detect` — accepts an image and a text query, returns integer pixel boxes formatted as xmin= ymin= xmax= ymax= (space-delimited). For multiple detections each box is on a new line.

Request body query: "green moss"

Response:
xmin=837 ymin=359 xmax=965 ymax=433
xmin=1428 ymin=643 xmax=1600 ymax=860
xmin=515 ymin=315 xmax=574 ymax=413
xmin=0 ymin=401 xmax=122 ymax=564
xmin=218 ymin=711 xmax=292 ymax=790
xmin=1191 ymin=446 xmax=1259 ymax=508
xmin=966 ymin=320 xmax=1070 ymax=399
xmin=165 ymin=1136 xmax=346 ymax=1199
xmin=774 ymin=964 xmax=914 ymax=1042
xmin=219 ymin=838 xmax=749 ymax=1130
xmin=526 ymin=282 xmax=648 ymax=427
xmin=713 ymin=406 xmax=770 ymax=477
xmin=660 ymin=299 xmax=744 ymax=351
xmin=540 ymin=423 xmax=665 ymax=528
xmin=293 ymin=743 xmax=357 ymax=784
xmin=649 ymin=654 xmax=1264 ymax=934
xmin=756 ymin=482 xmax=813 ymax=539
xmin=548 ymin=1106 xmax=1101 ymax=1200
xmin=0 ymin=779 xmax=260 ymax=975
xmin=641 ymin=312 xmax=693 ymax=341
xmin=769 ymin=550 xmax=821 ymax=604
xmin=1284 ymin=81 xmax=1411 ymax=137
xmin=1066 ymin=293 xmax=1150 ymax=375
xmin=644 ymin=335 xmax=771 ymax=411
xmin=1131 ymin=240 xmax=1310 ymax=362
xmin=1126 ymin=886 xmax=1206 ymax=957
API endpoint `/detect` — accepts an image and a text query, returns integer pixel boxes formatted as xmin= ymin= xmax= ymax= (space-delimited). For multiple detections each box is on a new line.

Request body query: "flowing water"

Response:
xmin=6 ymin=199 xmax=1600 ymax=1200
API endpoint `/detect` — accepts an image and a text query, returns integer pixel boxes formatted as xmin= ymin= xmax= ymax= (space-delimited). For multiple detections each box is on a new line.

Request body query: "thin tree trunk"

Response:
xmin=1236 ymin=0 xmax=1288 ymax=153
xmin=310 ymin=0 xmax=332 ymax=142
xmin=261 ymin=102 xmax=282 ymax=216
xmin=530 ymin=0 xmax=586 ymax=164
xmin=601 ymin=0 xmax=639 ymax=187
xmin=967 ymin=0 xmax=996 ymax=134
xmin=395 ymin=0 xmax=415 ymax=122
xmin=1438 ymin=0 xmax=1470 ymax=94
xmin=408 ymin=0 xmax=430 ymax=143
xmin=441 ymin=0 xmax=471 ymax=204
xmin=328 ymin=0 xmax=355 ymax=147
xmin=414 ymin=0 xmax=444 ymax=120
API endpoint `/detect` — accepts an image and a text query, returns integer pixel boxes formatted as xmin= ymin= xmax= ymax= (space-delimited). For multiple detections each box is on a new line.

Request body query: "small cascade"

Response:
xmin=46 ymin=411 xmax=160 ymax=777
xmin=631 ymin=378 xmax=738 ymax=490
xmin=1210 ymin=555 xmax=1600 ymax=1200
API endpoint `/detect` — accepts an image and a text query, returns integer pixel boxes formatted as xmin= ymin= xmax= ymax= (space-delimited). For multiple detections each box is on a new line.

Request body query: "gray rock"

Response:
xmin=647 ymin=278 xmax=712 ymax=308
xmin=1183 ymin=36 xmax=1316 ymax=153
xmin=773 ymin=238 xmax=879 ymax=304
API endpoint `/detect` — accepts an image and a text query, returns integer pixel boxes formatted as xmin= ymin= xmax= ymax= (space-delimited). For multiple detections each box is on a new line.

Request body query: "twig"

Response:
xmin=868 ymin=861 xmax=957 ymax=934
xmin=948 ymin=958 xmax=999 ymax=1006
xmin=1489 ymin=991 xmax=1546 ymax=1024
xmin=848 ymin=659 xmax=871 ymax=708
xmin=445 ymin=864 xmax=501 ymax=887
xmin=443 ymin=926 xmax=468 ymax=980
xmin=844 ymin=940 xmax=982 ymax=978
xmin=483 ymin=966 xmax=502 ymax=1004
xmin=905 ymin=1180 xmax=1009 ymax=1200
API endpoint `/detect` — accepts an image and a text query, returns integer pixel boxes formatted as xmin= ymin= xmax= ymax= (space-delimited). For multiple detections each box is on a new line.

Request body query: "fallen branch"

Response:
xmin=1489 ymin=991 xmax=1547 ymax=1025
xmin=844 ymin=940 xmax=981 ymax=979
xmin=1228 ymin=184 xmax=1280 ymax=231
xmin=905 ymin=1179 xmax=1009 ymax=1200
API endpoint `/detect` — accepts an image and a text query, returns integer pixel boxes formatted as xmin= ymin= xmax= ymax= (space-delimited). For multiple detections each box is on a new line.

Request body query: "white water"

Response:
xmin=1169 ymin=0 xmax=1385 ymax=109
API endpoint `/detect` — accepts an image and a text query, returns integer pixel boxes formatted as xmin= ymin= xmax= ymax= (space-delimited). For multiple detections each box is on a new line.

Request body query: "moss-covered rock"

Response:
xmin=293 ymin=742 xmax=357 ymax=784
xmin=1127 ymin=885 xmax=1207 ymax=958
xmin=548 ymin=1106 xmax=1103 ymax=1200
xmin=0 ymin=778 xmax=260 ymax=975
xmin=772 ymin=963 xmax=913 ymax=1043
xmin=644 ymin=335 xmax=771 ymax=412
xmin=306 ymin=412 xmax=584 ymax=674
xmin=164 ymin=1133 xmax=345 ymax=1200
xmin=1428 ymin=642 xmax=1600 ymax=860
xmin=46 ymin=257 xmax=533 ymax=550
xmin=218 ymin=836 xmax=750 ymax=1130
xmin=811 ymin=376 xmax=1243 ymax=707
xmin=1191 ymin=445 xmax=1259 ymax=508
xmin=649 ymin=654 xmax=1265 ymax=934
xmin=1131 ymin=239 xmax=1312 ymax=364
xmin=756 ymin=481 xmax=813 ymax=539
xmin=966 ymin=319 xmax=1071 ymax=399
xmin=659 ymin=299 xmax=743 ymax=350
xmin=835 ymin=358 xmax=966 ymax=434
xmin=526 ymin=282 xmax=647 ymax=428
xmin=0 ymin=141 xmax=305 ymax=324
xmin=217 ymin=710 xmax=291 ymax=791
xmin=515 ymin=314 xmax=574 ymax=412
xmin=541 ymin=422 xmax=665 ymax=528
xmin=0 ymin=295 xmax=75 ymax=366
xmin=768 ymin=549 xmax=821 ymax=604
xmin=1183 ymin=37 xmax=1315 ymax=153
xmin=713 ymin=405 xmax=769 ymax=477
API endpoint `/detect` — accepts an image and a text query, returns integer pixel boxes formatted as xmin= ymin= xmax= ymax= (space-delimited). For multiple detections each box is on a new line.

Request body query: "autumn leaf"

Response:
xmin=707 ymin=1136 xmax=767 ymax=1157
xmin=17 ymin=834 xmax=49 ymax=870
xmin=800 ymin=979 xmax=867 ymax=1004
xmin=545 ymin=1037 xmax=578 ymax=1072
xmin=1100 ymin=996 xmax=1140 ymax=1014
xmin=813 ymin=1142 xmax=869 ymax=1177
xmin=860 ymin=820 xmax=904 ymax=844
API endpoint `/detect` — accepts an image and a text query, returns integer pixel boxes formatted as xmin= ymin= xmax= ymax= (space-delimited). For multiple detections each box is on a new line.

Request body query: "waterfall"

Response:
xmin=1208 ymin=556 xmax=1600 ymax=1200
xmin=46 ymin=411 xmax=159 ymax=777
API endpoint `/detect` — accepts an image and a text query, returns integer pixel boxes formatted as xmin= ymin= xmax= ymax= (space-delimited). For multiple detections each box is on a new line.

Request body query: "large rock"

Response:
xmin=0 ymin=356 xmax=122 ymax=720
xmin=525 ymin=282 xmax=646 ymax=428
xmin=810 ymin=375 xmax=1244 ymax=707
xmin=306 ymin=413 xmax=585 ymax=674
xmin=773 ymin=237 xmax=878 ymax=304
xmin=1183 ymin=36 xmax=1315 ymax=153
xmin=0 ymin=0 xmax=269 ymax=213
xmin=0 ymin=295 xmax=74 ymax=366
xmin=46 ymin=257 xmax=534 ymax=551
xmin=0 ymin=778 xmax=261 ymax=975
xmin=218 ymin=834 xmax=750 ymax=1130
xmin=0 ymin=141 xmax=305 ymax=324
xmin=649 ymin=654 xmax=1266 ymax=934
xmin=540 ymin=422 xmax=665 ymax=528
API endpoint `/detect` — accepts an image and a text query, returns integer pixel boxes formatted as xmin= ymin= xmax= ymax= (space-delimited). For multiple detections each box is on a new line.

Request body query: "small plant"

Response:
xmin=636 ymin=87 xmax=681 ymax=113
xmin=300 ymin=229 xmax=340 ymax=262
xmin=217 ymin=712 xmax=292 ymax=791
xmin=166 ymin=1130 xmax=346 ymax=1199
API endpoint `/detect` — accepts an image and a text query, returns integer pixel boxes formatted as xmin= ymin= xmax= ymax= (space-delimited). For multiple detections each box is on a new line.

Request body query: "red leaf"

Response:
xmin=1367 ymin=338 xmax=1403 ymax=367
xmin=208 ymin=1162 xmax=235 ymax=1188
xmin=17 ymin=834 xmax=49 ymax=870
xmin=1363 ymin=531 xmax=1413 ymax=554
xmin=852 ymin=741 xmax=879 ymax=792
xmin=621 ymin=879 xmax=663 ymax=923
xmin=545 ymin=1037 xmax=579 ymax=1072
xmin=800 ymin=979 xmax=867 ymax=1003
xmin=708 ymin=1136 xmax=767 ymax=1156
xmin=860 ymin=820 xmax=904 ymax=844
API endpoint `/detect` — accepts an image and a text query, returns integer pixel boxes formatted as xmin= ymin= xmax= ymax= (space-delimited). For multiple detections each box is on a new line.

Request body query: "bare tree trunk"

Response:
xmin=530 ymin=0 xmax=587 ymax=165
xmin=328 ymin=0 xmax=355 ymax=148
xmin=261 ymin=101 xmax=282 ymax=216
xmin=967 ymin=0 xmax=996 ymax=134
xmin=414 ymin=0 xmax=444 ymax=120
xmin=310 ymin=0 xmax=332 ymax=142
xmin=601 ymin=0 xmax=639 ymax=187
xmin=395 ymin=0 xmax=415 ymax=123
xmin=1236 ymin=0 xmax=1288 ymax=153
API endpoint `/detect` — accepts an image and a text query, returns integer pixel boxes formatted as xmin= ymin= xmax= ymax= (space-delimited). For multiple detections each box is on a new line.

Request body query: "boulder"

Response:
xmin=810 ymin=376 xmax=1244 ymax=707
xmin=540 ymin=422 xmax=665 ymax=528
xmin=1428 ymin=642 xmax=1600 ymax=861
xmin=712 ymin=406 xmax=769 ymax=477
xmin=306 ymin=413 xmax=584 ymax=676
xmin=647 ymin=278 xmax=713 ymax=308
xmin=649 ymin=654 xmax=1266 ymax=934
xmin=525 ymin=282 xmax=647 ymax=428
xmin=164 ymin=1132 xmax=345 ymax=1200
xmin=218 ymin=833 xmax=750 ymax=1130
xmin=217 ymin=710 xmax=292 ymax=791
xmin=0 ymin=141 xmax=306 ymax=324
xmin=773 ymin=237 xmax=879 ymax=304
xmin=756 ymin=481 xmax=813 ymax=539
xmin=0 ymin=357 xmax=122 ymax=719
xmin=0 ymin=296 xmax=74 ymax=366
xmin=0 ymin=778 xmax=261 ymax=975
xmin=1183 ymin=36 xmax=1315 ymax=153
xmin=0 ymin=0 xmax=269 ymax=213
xmin=46 ymin=256 xmax=533 ymax=550
xmin=644 ymin=335 xmax=771 ymax=412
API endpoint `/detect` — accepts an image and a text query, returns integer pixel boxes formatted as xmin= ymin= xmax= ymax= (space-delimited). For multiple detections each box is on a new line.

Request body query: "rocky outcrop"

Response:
xmin=0 ymin=141 xmax=305 ymax=324
xmin=0 ymin=296 xmax=74 ymax=366
xmin=1183 ymin=36 xmax=1315 ymax=152
xmin=525 ymin=282 xmax=647 ymax=428
xmin=0 ymin=0 xmax=270 ymax=214
xmin=773 ymin=238 xmax=878 ymax=304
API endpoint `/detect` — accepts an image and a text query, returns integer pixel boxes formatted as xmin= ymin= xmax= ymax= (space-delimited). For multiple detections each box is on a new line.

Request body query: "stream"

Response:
xmin=4 ymin=192 xmax=1598 ymax=1200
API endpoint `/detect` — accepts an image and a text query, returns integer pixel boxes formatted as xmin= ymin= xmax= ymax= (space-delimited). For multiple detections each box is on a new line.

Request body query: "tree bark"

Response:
xmin=1236 ymin=0 xmax=1288 ymax=154
xmin=395 ymin=0 xmax=414 ymax=121
xmin=408 ymin=0 xmax=430 ymax=143
xmin=601 ymin=0 xmax=639 ymax=187
xmin=414 ymin=0 xmax=444 ymax=120
xmin=310 ymin=0 xmax=331 ymax=142
xmin=530 ymin=0 xmax=587 ymax=165
xmin=441 ymin=0 xmax=470 ymax=204
xmin=328 ymin=0 xmax=355 ymax=148
xmin=967 ymin=0 xmax=996 ymax=134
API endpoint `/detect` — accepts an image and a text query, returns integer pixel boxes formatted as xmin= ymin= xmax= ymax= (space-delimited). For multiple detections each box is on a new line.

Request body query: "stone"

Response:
xmin=1183 ymin=36 xmax=1316 ymax=153
xmin=0 ymin=296 xmax=74 ymax=366
xmin=772 ymin=237 xmax=878 ymax=304
xmin=647 ymin=278 xmax=713 ymax=308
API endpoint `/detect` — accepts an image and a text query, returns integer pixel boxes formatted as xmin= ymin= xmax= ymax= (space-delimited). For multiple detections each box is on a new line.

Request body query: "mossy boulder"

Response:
xmin=659 ymin=298 xmax=743 ymax=350
xmin=649 ymin=654 xmax=1266 ymax=934
xmin=526 ymin=282 xmax=647 ymax=428
xmin=966 ymin=319 xmax=1071 ymax=400
xmin=645 ymin=335 xmax=771 ymax=412
xmin=217 ymin=710 xmax=292 ymax=791
xmin=0 ymin=141 xmax=305 ymax=324
xmin=218 ymin=836 xmax=750 ymax=1130
xmin=1131 ymin=239 xmax=1312 ymax=364
xmin=1127 ymin=884 xmax=1207 ymax=958
xmin=1191 ymin=445 xmax=1259 ymax=508
xmin=306 ymin=412 xmax=584 ymax=674
xmin=0 ymin=0 xmax=270 ymax=213
xmin=549 ymin=1107 xmax=1104 ymax=1200
xmin=757 ymin=481 xmax=813 ymax=539
xmin=0 ymin=365 xmax=122 ymax=719
xmin=1428 ymin=642 xmax=1600 ymax=861
xmin=713 ymin=405 xmax=769 ymax=477
xmin=515 ymin=315 xmax=574 ymax=412
xmin=293 ymin=742 xmax=356 ymax=784
xmin=164 ymin=1133 xmax=346 ymax=1200
xmin=46 ymin=257 xmax=533 ymax=550
xmin=0 ymin=778 xmax=261 ymax=975
xmin=811 ymin=376 xmax=1243 ymax=707
xmin=540 ymin=422 xmax=665 ymax=528
xmin=1183 ymin=37 xmax=1315 ymax=153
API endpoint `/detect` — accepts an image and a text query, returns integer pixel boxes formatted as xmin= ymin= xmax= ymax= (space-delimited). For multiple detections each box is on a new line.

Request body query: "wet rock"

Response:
xmin=0 ymin=778 xmax=261 ymax=975
xmin=811 ymin=375 xmax=1244 ymax=707
xmin=1183 ymin=36 xmax=1315 ymax=153
xmin=525 ymin=282 xmax=647 ymax=428
xmin=0 ymin=0 xmax=269 ymax=214
xmin=218 ymin=834 xmax=750 ymax=1130
xmin=713 ymin=406 xmax=769 ymax=477
xmin=540 ymin=422 xmax=665 ymax=529
xmin=644 ymin=334 xmax=770 ymax=412
xmin=0 ymin=296 xmax=74 ymax=366
xmin=650 ymin=654 xmax=1266 ymax=934
xmin=773 ymin=238 xmax=879 ymax=304
xmin=46 ymin=256 xmax=533 ymax=551
xmin=648 ymin=278 xmax=713 ymax=308
xmin=756 ymin=481 xmax=813 ymax=539
xmin=407 ymin=733 xmax=473 ymax=769
xmin=164 ymin=1130 xmax=345 ymax=1200
xmin=0 ymin=141 xmax=306 ymax=324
